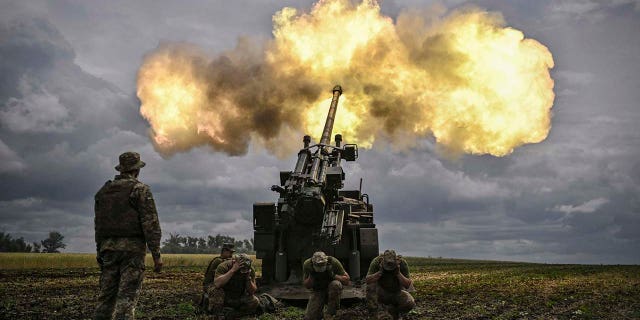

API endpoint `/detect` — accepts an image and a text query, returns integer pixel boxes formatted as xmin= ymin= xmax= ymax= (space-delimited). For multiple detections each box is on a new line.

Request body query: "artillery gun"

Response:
xmin=253 ymin=85 xmax=379 ymax=299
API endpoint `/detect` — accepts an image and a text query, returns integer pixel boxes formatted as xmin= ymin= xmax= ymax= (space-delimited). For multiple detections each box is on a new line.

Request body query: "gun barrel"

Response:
xmin=319 ymin=85 xmax=343 ymax=145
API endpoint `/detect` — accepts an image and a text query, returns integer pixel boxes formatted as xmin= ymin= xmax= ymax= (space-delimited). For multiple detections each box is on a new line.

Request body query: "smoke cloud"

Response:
xmin=137 ymin=0 xmax=554 ymax=157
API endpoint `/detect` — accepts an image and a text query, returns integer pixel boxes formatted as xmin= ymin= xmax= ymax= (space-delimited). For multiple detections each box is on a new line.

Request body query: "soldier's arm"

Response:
xmin=94 ymin=216 xmax=103 ymax=265
xmin=365 ymin=257 xmax=382 ymax=284
xmin=94 ymin=216 xmax=101 ymax=254
xmin=134 ymin=184 xmax=162 ymax=259
xmin=396 ymin=260 xmax=412 ymax=289
xmin=303 ymin=276 xmax=313 ymax=289
xmin=302 ymin=260 xmax=313 ymax=289
xmin=332 ymin=258 xmax=350 ymax=285
xmin=214 ymin=260 xmax=241 ymax=288
xmin=246 ymin=269 xmax=257 ymax=295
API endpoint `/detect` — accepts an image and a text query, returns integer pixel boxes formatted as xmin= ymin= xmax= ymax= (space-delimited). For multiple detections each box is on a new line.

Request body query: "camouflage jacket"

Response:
xmin=95 ymin=172 xmax=162 ymax=259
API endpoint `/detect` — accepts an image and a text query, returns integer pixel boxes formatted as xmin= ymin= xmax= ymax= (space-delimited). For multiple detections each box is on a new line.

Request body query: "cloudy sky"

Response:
xmin=1 ymin=0 xmax=639 ymax=264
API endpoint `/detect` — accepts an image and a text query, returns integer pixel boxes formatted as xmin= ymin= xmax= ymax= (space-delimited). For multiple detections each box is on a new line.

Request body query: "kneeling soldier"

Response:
xmin=365 ymin=250 xmax=415 ymax=320
xmin=303 ymin=251 xmax=350 ymax=320
xmin=210 ymin=253 xmax=260 ymax=318
xmin=201 ymin=243 xmax=235 ymax=311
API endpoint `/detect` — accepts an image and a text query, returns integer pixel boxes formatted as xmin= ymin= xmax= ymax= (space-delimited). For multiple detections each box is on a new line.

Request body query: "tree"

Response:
xmin=162 ymin=233 xmax=183 ymax=253
xmin=207 ymin=235 xmax=216 ymax=249
xmin=160 ymin=233 xmax=254 ymax=254
xmin=0 ymin=232 xmax=33 ymax=252
xmin=197 ymin=237 xmax=207 ymax=251
xmin=243 ymin=239 xmax=253 ymax=252
xmin=41 ymin=231 xmax=66 ymax=253
xmin=235 ymin=240 xmax=244 ymax=251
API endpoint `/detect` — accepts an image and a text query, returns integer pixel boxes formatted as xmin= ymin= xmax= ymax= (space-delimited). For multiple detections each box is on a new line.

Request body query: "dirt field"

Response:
xmin=1 ymin=254 xmax=639 ymax=319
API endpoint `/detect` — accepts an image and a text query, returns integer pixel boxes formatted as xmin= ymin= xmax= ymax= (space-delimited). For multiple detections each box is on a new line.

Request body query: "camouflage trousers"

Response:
xmin=94 ymin=251 xmax=145 ymax=320
xmin=203 ymin=286 xmax=260 ymax=317
xmin=304 ymin=280 xmax=343 ymax=320
xmin=366 ymin=283 xmax=415 ymax=319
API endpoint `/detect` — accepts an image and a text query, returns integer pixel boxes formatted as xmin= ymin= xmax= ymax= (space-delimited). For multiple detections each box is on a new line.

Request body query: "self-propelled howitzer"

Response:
xmin=253 ymin=85 xmax=379 ymax=299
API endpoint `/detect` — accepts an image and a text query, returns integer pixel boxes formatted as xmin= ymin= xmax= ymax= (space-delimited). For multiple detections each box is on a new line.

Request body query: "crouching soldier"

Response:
xmin=201 ymin=243 xmax=235 ymax=310
xmin=209 ymin=253 xmax=260 ymax=318
xmin=303 ymin=251 xmax=350 ymax=320
xmin=365 ymin=250 xmax=415 ymax=320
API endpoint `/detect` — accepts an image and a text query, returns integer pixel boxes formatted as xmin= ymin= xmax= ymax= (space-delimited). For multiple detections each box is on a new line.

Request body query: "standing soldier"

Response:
xmin=303 ymin=251 xmax=350 ymax=320
xmin=365 ymin=249 xmax=415 ymax=320
xmin=211 ymin=253 xmax=261 ymax=318
xmin=201 ymin=243 xmax=235 ymax=311
xmin=94 ymin=151 xmax=163 ymax=320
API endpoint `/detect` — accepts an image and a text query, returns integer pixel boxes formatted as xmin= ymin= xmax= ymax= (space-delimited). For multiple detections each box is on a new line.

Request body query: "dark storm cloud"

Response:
xmin=0 ymin=11 xmax=284 ymax=251
xmin=0 ymin=1 xmax=638 ymax=262
xmin=10 ymin=0 xmax=315 ymax=92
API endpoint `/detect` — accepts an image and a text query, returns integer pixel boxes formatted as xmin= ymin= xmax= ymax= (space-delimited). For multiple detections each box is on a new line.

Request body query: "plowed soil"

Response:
xmin=1 ymin=257 xmax=639 ymax=319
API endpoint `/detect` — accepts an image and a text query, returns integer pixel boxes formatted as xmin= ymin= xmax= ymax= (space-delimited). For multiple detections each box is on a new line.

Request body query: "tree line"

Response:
xmin=161 ymin=233 xmax=254 ymax=254
xmin=0 ymin=231 xmax=66 ymax=253
xmin=1 ymin=231 xmax=254 ymax=254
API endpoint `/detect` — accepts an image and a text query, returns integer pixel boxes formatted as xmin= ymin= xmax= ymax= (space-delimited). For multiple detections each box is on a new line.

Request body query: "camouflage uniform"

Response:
xmin=303 ymin=252 xmax=347 ymax=320
xmin=94 ymin=152 xmax=161 ymax=320
xmin=201 ymin=243 xmax=235 ymax=310
xmin=203 ymin=256 xmax=227 ymax=288
xmin=207 ymin=255 xmax=260 ymax=317
xmin=366 ymin=250 xmax=415 ymax=320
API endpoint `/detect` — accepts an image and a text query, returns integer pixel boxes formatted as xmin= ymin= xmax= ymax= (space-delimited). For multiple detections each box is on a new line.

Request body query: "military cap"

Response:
xmin=221 ymin=243 xmax=236 ymax=252
xmin=234 ymin=253 xmax=252 ymax=273
xmin=382 ymin=249 xmax=398 ymax=271
xmin=115 ymin=151 xmax=146 ymax=172
xmin=311 ymin=251 xmax=328 ymax=266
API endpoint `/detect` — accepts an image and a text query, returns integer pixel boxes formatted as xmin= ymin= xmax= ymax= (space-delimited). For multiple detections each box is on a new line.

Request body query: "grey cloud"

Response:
xmin=548 ymin=0 xmax=640 ymax=22
xmin=0 ymin=12 xmax=289 ymax=251
xmin=1 ymin=78 xmax=73 ymax=133
xmin=552 ymin=197 xmax=610 ymax=214
xmin=12 ymin=0 xmax=315 ymax=91
xmin=0 ymin=138 xmax=26 ymax=173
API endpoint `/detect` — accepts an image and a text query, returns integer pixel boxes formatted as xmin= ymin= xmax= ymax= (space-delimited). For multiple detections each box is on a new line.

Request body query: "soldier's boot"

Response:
xmin=395 ymin=290 xmax=416 ymax=319
xmin=257 ymin=293 xmax=280 ymax=314
xmin=326 ymin=280 xmax=343 ymax=316
xmin=304 ymin=291 xmax=325 ymax=320
xmin=236 ymin=294 xmax=261 ymax=317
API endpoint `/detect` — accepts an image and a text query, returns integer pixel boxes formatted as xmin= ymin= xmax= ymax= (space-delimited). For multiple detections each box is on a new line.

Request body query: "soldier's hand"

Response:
xmin=153 ymin=256 xmax=163 ymax=273
xmin=230 ymin=259 xmax=241 ymax=273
